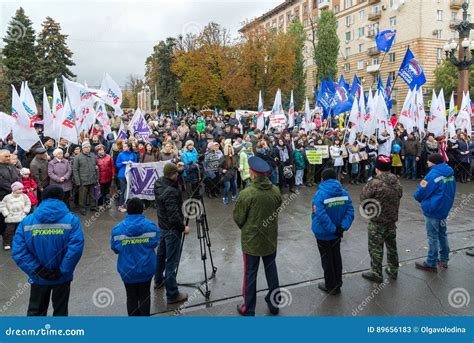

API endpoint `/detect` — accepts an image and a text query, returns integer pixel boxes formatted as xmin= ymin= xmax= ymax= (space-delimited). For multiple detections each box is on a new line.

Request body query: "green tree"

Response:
xmin=313 ymin=10 xmax=339 ymax=85
xmin=287 ymin=20 xmax=306 ymax=110
xmin=125 ymin=74 xmax=143 ymax=109
xmin=433 ymin=60 xmax=474 ymax=97
xmin=146 ymin=38 xmax=180 ymax=113
xmin=1 ymin=7 xmax=38 ymax=104
xmin=36 ymin=16 xmax=75 ymax=94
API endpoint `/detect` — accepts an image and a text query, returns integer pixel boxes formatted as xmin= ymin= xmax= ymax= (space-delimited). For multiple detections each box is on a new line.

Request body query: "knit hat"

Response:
xmin=207 ymin=142 xmax=219 ymax=150
xmin=42 ymin=185 xmax=65 ymax=200
xmin=375 ymin=155 xmax=392 ymax=172
xmin=428 ymin=153 xmax=444 ymax=165
xmin=95 ymin=144 xmax=105 ymax=152
xmin=163 ymin=163 xmax=179 ymax=178
xmin=20 ymin=168 xmax=30 ymax=176
xmin=127 ymin=198 xmax=144 ymax=214
xmin=321 ymin=168 xmax=337 ymax=181
xmin=185 ymin=140 xmax=194 ymax=148
xmin=82 ymin=141 xmax=91 ymax=149
xmin=11 ymin=181 xmax=24 ymax=192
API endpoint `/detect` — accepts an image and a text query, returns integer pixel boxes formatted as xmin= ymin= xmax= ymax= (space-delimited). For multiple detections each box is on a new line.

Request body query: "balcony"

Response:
xmin=450 ymin=0 xmax=463 ymax=10
xmin=366 ymin=29 xmax=375 ymax=38
xmin=368 ymin=0 xmax=381 ymax=4
xmin=367 ymin=46 xmax=380 ymax=56
xmin=318 ymin=0 xmax=330 ymax=10
xmin=368 ymin=9 xmax=382 ymax=21
xmin=450 ymin=19 xmax=461 ymax=30
xmin=366 ymin=64 xmax=380 ymax=73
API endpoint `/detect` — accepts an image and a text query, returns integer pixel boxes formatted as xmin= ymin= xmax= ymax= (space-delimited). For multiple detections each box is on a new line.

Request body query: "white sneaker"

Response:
xmin=4 ymin=246 xmax=11 ymax=251
xmin=118 ymin=206 xmax=127 ymax=213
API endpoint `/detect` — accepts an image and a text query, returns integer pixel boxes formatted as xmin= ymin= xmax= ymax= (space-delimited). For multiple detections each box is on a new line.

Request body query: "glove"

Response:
xmin=335 ymin=227 xmax=345 ymax=238
xmin=34 ymin=266 xmax=62 ymax=281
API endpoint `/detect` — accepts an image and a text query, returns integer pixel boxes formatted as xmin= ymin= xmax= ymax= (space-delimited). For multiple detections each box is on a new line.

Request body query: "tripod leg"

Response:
xmin=197 ymin=219 xmax=210 ymax=298
xmin=202 ymin=214 xmax=217 ymax=274
xmin=175 ymin=217 xmax=189 ymax=277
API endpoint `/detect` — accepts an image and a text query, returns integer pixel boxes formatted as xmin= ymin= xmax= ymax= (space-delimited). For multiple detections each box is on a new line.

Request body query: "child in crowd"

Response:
xmin=391 ymin=144 xmax=403 ymax=177
xmin=20 ymin=168 xmax=38 ymax=208
xmin=294 ymin=144 xmax=306 ymax=186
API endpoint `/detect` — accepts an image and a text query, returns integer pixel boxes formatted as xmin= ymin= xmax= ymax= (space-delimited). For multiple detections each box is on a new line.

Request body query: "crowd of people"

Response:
xmin=0 ymin=108 xmax=472 ymax=317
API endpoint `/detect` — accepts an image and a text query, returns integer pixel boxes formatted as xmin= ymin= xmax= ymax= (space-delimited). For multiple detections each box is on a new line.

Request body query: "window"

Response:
xmin=437 ymin=48 xmax=443 ymax=63
xmin=437 ymin=10 xmax=443 ymax=21
xmin=359 ymin=10 xmax=365 ymax=20
xmin=345 ymin=0 xmax=353 ymax=9
xmin=357 ymin=60 xmax=365 ymax=70
xmin=389 ymin=52 xmax=396 ymax=63
xmin=358 ymin=43 xmax=365 ymax=53
xmin=390 ymin=16 xmax=397 ymax=27
xmin=304 ymin=18 xmax=309 ymax=27
xmin=451 ymin=11 xmax=457 ymax=21
xmin=287 ymin=12 xmax=292 ymax=21
xmin=294 ymin=7 xmax=300 ymax=19
xmin=358 ymin=26 xmax=365 ymax=38
xmin=388 ymin=71 xmax=396 ymax=80
xmin=344 ymin=63 xmax=350 ymax=72
xmin=303 ymin=4 xmax=308 ymax=13
xmin=345 ymin=47 xmax=351 ymax=56
xmin=345 ymin=31 xmax=352 ymax=41
xmin=313 ymin=0 xmax=318 ymax=9
xmin=346 ymin=15 xmax=353 ymax=26
xmin=372 ymin=57 xmax=379 ymax=65
xmin=436 ymin=29 xmax=442 ymax=39
xmin=390 ymin=0 xmax=399 ymax=9
xmin=334 ymin=4 xmax=340 ymax=13
xmin=373 ymin=22 xmax=380 ymax=34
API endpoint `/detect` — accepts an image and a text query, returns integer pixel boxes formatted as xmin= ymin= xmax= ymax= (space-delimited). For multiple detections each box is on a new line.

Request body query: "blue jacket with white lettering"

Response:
xmin=311 ymin=179 xmax=355 ymax=241
xmin=414 ymin=163 xmax=456 ymax=219
xmin=12 ymin=199 xmax=84 ymax=285
xmin=111 ymin=214 xmax=160 ymax=283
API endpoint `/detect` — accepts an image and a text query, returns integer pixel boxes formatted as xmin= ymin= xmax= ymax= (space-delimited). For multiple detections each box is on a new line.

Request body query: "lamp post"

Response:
xmin=444 ymin=0 xmax=474 ymax=106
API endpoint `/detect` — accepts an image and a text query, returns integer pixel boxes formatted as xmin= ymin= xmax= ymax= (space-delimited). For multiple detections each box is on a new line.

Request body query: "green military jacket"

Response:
xmin=233 ymin=175 xmax=282 ymax=256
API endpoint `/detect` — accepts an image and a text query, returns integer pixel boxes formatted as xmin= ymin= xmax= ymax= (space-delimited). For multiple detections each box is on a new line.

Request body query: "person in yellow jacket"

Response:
xmin=239 ymin=142 xmax=253 ymax=188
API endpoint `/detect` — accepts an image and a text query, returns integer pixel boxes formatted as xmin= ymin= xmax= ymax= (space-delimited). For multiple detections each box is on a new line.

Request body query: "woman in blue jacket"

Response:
xmin=311 ymin=168 xmax=354 ymax=295
xmin=111 ymin=198 xmax=160 ymax=316
xmin=115 ymin=143 xmax=138 ymax=212
xmin=181 ymin=140 xmax=199 ymax=195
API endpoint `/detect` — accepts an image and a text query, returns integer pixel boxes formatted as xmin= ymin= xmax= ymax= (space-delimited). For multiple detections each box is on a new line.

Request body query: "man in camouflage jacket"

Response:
xmin=360 ymin=155 xmax=403 ymax=283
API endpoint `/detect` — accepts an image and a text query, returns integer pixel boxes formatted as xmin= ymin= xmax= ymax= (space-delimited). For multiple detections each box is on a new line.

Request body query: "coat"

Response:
xmin=239 ymin=150 xmax=251 ymax=181
xmin=30 ymin=156 xmax=49 ymax=189
xmin=111 ymin=214 xmax=160 ymax=283
xmin=12 ymin=199 xmax=84 ymax=285
xmin=97 ymin=154 xmax=115 ymax=184
xmin=154 ymin=176 xmax=185 ymax=232
xmin=115 ymin=151 xmax=138 ymax=178
xmin=0 ymin=163 xmax=21 ymax=201
xmin=48 ymin=158 xmax=73 ymax=192
xmin=21 ymin=176 xmax=38 ymax=206
xmin=73 ymin=152 xmax=98 ymax=186
xmin=233 ymin=175 xmax=282 ymax=256
xmin=0 ymin=193 xmax=31 ymax=223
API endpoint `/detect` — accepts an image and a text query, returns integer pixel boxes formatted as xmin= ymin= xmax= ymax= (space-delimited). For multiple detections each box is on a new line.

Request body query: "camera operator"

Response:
xmin=153 ymin=162 xmax=190 ymax=304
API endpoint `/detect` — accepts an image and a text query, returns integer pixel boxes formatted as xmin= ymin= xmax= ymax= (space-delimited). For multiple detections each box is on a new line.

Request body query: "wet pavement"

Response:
xmin=0 ymin=179 xmax=472 ymax=316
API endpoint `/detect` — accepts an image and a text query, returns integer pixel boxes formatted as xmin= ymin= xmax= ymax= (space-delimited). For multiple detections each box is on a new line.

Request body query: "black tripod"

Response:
xmin=175 ymin=182 xmax=217 ymax=298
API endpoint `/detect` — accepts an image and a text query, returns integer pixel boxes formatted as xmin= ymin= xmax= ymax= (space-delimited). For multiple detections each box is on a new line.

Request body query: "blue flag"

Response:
xmin=338 ymin=75 xmax=349 ymax=91
xmin=398 ymin=47 xmax=426 ymax=90
xmin=377 ymin=76 xmax=386 ymax=97
xmin=350 ymin=75 xmax=361 ymax=98
xmin=385 ymin=74 xmax=393 ymax=110
xmin=317 ymin=78 xmax=333 ymax=119
xmin=332 ymin=76 xmax=353 ymax=116
xmin=375 ymin=29 xmax=396 ymax=53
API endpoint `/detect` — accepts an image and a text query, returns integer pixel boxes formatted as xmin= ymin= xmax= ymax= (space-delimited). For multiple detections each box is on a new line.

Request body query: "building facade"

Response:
xmin=240 ymin=0 xmax=471 ymax=113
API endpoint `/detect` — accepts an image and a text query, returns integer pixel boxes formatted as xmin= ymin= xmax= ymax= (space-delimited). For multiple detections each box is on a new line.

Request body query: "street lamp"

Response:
xmin=444 ymin=0 xmax=474 ymax=106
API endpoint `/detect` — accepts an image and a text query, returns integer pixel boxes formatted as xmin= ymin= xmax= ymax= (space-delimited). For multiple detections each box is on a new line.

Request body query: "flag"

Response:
xmin=256 ymin=90 xmax=264 ymax=130
xmin=398 ymin=48 xmax=426 ymax=90
xmin=427 ymin=89 xmax=445 ymax=137
xmin=271 ymin=88 xmax=284 ymax=115
xmin=21 ymin=81 xmax=40 ymax=127
xmin=350 ymin=75 xmax=361 ymax=98
xmin=288 ymin=90 xmax=295 ymax=128
xmin=318 ymin=78 xmax=333 ymax=119
xmin=385 ymin=74 xmax=393 ymax=110
xmin=455 ymin=91 xmax=472 ymax=136
xmin=414 ymin=87 xmax=426 ymax=136
xmin=348 ymin=96 xmax=360 ymax=144
xmin=11 ymin=85 xmax=40 ymax=150
xmin=117 ymin=120 xmax=128 ymax=140
xmin=331 ymin=76 xmax=352 ymax=115
xmin=338 ymin=75 xmax=349 ymax=91
xmin=269 ymin=88 xmax=286 ymax=129
xmin=100 ymin=73 xmax=123 ymax=116
xmin=96 ymin=101 xmax=112 ymax=137
xmin=129 ymin=108 xmax=150 ymax=140
xmin=448 ymin=92 xmax=456 ymax=138
xmin=375 ymin=91 xmax=393 ymax=139
xmin=399 ymin=88 xmax=415 ymax=134
xmin=303 ymin=96 xmax=311 ymax=133
xmin=52 ymin=79 xmax=64 ymax=141
xmin=58 ymin=98 xmax=78 ymax=145
xmin=363 ymin=88 xmax=377 ymax=137
xmin=377 ymin=76 xmax=386 ymax=98
xmin=375 ymin=29 xmax=397 ymax=53
xmin=0 ymin=111 xmax=16 ymax=139
xmin=42 ymin=88 xmax=56 ymax=138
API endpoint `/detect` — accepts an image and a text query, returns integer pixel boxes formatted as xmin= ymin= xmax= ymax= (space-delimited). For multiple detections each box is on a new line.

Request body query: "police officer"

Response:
xmin=12 ymin=185 xmax=84 ymax=316
xmin=233 ymin=156 xmax=282 ymax=316
xmin=360 ymin=155 xmax=403 ymax=283
xmin=414 ymin=153 xmax=456 ymax=272
xmin=311 ymin=168 xmax=354 ymax=295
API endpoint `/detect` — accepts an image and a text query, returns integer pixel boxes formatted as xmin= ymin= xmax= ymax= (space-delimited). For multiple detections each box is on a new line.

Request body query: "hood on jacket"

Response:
xmin=252 ymin=175 xmax=273 ymax=191
xmin=121 ymin=214 xmax=147 ymax=236
xmin=318 ymin=179 xmax=345 ymax=197
xmin=33 ymin=199 xmax=70 ymax=223
xmin=430 ymin=163 xmax=454 ymax=178
xmin=376 ymin=172 xmax=400 ymax=187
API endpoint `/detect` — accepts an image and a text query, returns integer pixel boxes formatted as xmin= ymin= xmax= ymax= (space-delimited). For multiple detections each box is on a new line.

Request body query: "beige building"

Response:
xmin=240 ymin=0 xmax=472 ymax=113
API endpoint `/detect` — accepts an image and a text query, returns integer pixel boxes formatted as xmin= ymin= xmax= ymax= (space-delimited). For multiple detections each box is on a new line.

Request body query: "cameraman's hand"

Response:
xmin=184 ymin=226 xmax=191 ymax=235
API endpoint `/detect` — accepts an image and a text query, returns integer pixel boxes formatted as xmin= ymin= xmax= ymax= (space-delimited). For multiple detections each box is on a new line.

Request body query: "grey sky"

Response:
xmin=1 ymin=0 xmax=280 ymax=88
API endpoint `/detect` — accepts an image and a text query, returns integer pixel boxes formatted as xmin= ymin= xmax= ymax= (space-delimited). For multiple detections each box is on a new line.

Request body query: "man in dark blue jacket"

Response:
xmin=311 ymin=168 xmax=354 ymax=295
xmin=111 ymin=198 xmax=159 ymax=316
xmin=12 ymin=185 xmax=84 ymax=316
xmin=414 ymin=153 xmax=456 ymax=272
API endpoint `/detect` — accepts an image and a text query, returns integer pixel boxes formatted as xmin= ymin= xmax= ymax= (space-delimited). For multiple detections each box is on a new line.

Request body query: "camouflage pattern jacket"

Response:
xmin=360 ymin=172 xmax=403 ymax=226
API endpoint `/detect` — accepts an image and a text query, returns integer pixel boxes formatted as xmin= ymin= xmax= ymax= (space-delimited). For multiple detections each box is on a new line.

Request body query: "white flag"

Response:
xmin=21 ymin=81 xmax=39 ymax=124
xmin=288 ymin=90 xmax=295 ymax=128
xmin=414 ymin=87 xmax=426 ymax=137
xmin=303 ymin=96 xmax=312 ymax=133
xmin=58 ymin=98 xmax=78 ymax=145
xmin=96 ymin=101 xmax=112 ymax=137
xmin=348 ymin=96 xmax=360 ymax=144
xmin=52 ymin=79 xmax=64 ymax=141
xmin=0 ymin=111 xmax=16 ymax=139
xmin=375 ymin=92 xmax=394 ymax=139
xmin=399 ymin=88 xmax=415 ymax=134
xmin=447 ymin=92 xmax=456 ymax=138
xmin=100 ymin=73 xmax=123 ymax=116
xmin=428 ymin=89 xmax=446 ymax=137
xmin=11 ymin=85 xmax=40 ymax=150
xmin=455 ymin=91 xmax=472 ymax=137
xmin=363 ymin=88 xmax=377 ymax=137
xmin=256 ymin=90 xmax=264 ymax=130
xmin=129 ymin=108 xmax=150 ymax=140
xmin=42 ymin=88 xmax=56 ymax=138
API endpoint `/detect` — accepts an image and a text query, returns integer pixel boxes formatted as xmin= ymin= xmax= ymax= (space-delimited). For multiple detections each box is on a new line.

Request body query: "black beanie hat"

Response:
xmin=375 ymin=155 xmax=392 ymax=172
xmin=428 ymin=153 xmax=444 ymax=165
xmin=127 ymin=198 xmax=144 ymax=214
xmin=321 ymin=168 xmax=337 ymax=181
xmin=42 ymin=185 xmax=65 ymax=201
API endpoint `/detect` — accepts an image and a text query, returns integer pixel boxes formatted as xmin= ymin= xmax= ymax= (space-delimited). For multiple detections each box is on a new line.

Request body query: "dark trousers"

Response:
xmin=79 ymin=184 xmax=95 ymax=210
xmin=27 ymin=282 xmax=71 ymax=316
xmin=241 ymin=252 xmax=280 ymax=316
xmin=98 ymin=182 xmax=111 ymax=206
xmin=3 ymin=223 xmax=18 ymax=247
xmin=124 ymin=280 xmax=151 ymax=316
xmin=155 ymin=229 xmax=182 ymax=300
xmin=0 ymin=212 xmax=5 ymax=239
xmin=118 ymin=177 xmax=127 ymax=206
xmin=37 ymin=188 xmax=44 ymax=204
xmin=317 ymin=238 xmax=342 ymax=291
xmin=63 ymin=191 xmax=71 ymax=209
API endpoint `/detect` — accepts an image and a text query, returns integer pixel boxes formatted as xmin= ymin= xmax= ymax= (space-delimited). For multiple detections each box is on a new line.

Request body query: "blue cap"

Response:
xmin=248 ymin=156 xmax=270 ymax=174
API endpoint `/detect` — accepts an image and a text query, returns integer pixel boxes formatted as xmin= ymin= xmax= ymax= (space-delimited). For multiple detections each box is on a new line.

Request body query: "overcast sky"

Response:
xmin=1 ymin=0 xmax=280 ymax=88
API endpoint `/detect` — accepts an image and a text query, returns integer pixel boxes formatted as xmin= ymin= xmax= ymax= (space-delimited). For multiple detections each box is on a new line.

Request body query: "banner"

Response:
xmin=314 ymin=145 xmax=329 ymax=158
xmin=125 ymin=161 xmax=166 ymax=200
xmin=305 ymin=150 xmax=322 ymax=164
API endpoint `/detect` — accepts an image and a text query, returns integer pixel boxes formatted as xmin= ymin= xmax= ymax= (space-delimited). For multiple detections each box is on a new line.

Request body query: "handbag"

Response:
xmin=283 ymin=165 xmax=293 ymax=179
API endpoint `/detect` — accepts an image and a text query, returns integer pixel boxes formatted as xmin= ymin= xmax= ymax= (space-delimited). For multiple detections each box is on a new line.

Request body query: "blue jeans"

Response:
xmin=404 ymin=156 xmax=417 ymax=179
xmin=270 ymin=167 xmax=278 ymax=185
xmin=155 ymin=229 xmax=182 ymax=300
xmin=223 ymin=175 xmax=238 ymax=200
xmin=425 ymin=217 xmax=449 ymax=267
xmin=118 ymin=177 xmax=127 ymax=206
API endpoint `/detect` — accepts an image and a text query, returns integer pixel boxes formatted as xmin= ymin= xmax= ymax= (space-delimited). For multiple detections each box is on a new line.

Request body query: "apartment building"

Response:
xmin=240 ymin=0 xmax=472 ymax=113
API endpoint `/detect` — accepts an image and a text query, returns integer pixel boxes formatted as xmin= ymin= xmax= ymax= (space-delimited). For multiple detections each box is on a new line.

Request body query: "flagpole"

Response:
xmin=371 ymin=51 xmax=388 ymax=89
